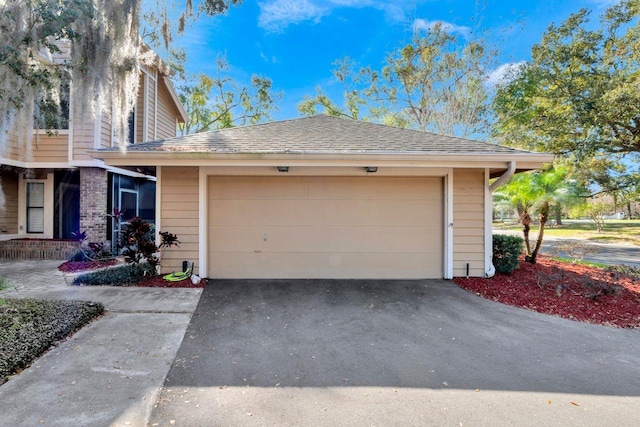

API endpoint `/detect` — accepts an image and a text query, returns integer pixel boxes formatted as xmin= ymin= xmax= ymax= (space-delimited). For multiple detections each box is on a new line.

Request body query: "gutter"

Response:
xmin=486 ymin=160 xmax=516 ymax=279
xmin=489 ymin=160 xmax=516 ymax=192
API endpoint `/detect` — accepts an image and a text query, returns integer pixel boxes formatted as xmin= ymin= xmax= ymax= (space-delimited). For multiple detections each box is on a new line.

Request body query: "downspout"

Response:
xmin=490 ymin=161 xmax=516 ymax=192
xmin=486 ymin=161 xmax=516 ymax=278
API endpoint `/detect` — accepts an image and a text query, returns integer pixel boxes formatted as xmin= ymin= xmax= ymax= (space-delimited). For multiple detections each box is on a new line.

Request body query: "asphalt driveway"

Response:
xmin=150 ymin=279 xmax=640 ymax=426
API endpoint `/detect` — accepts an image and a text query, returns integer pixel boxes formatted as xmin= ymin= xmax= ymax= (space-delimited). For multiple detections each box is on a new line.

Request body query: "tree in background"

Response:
xmin=177 ymin=57 xmax=280 ymax=135
xmin=0 ymin=0 xmax=241 ymax=152
xmin=496 ymin=166 xmax=585 ymax=263
xmin=298 ymin=23 xmax=494 ymax=138
xmin=493 ymin=0 xmax=640 ymax=195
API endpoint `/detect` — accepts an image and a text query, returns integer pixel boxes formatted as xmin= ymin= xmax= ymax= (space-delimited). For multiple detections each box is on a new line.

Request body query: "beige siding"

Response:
xmin=0 ymin=171 xmax=19 ymax=234
xmin=156 ymin=79 xmax=179 ymax=139
xmin=148 ymin=77 xmax=157 ymax=140
xmin=72 ymin=111 xmax=96 ymax=161
xmin=208 ymin=176 xmax=443 ymax=279
xmin=1 ymin=131 xmax=22 ymax=161
xmin=100 ymin=113 xmax=112 ymax=148
xmin=160 ymin=167 xmax=200 ymax=275
xmin=453 ymin=169 xmax=485 ymax=277
xmin=32 ymin=133 xmax=68 ymax=162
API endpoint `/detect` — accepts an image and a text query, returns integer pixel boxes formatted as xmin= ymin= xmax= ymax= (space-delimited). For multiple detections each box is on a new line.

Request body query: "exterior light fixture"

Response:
xmin=364 ymin=167 xmax=378 ymax=173
xmin=277 ymin=166 xmax=289 ymax=172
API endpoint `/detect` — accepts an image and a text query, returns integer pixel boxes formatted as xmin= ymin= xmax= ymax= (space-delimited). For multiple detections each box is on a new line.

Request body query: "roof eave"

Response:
xmin=91 ymin=150 xmax=554 ymax=170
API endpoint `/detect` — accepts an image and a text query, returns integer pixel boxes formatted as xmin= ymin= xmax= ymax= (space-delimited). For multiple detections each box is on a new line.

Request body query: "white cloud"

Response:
xmin=258 ymin=0 xmax=329 ymax=32
xmin=485 ymin=61 xmax=527 ymax=88
xmin=413 ymin=19 xmax=471 ymax=38
xmin=259 ymin=51 xmax=279 ymax=63
xmin=258 ymin=0 xmax=412 ymax=32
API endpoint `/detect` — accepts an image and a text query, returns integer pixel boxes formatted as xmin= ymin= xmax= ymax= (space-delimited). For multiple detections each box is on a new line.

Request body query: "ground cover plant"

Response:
xmin=0 ymin=299 xmax=104 ymax=384
xmin=71 ymin=264 xmax=204 ymax=288
xmin=454 ymin=256 xmax=640 ymax=328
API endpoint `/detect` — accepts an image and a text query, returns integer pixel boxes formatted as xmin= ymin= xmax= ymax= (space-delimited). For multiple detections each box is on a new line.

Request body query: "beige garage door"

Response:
xmin=208 ymin=176 xmax=443 ymax=279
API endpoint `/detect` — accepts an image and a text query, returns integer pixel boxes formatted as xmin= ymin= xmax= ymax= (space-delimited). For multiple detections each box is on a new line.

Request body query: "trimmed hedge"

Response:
xmin=493 ymin=234 xmax=524 ymax=274
xmin=73 ymin=264 xmax=155 ymax=286
xmin=0 ymin=298 xmax=104 ymax=384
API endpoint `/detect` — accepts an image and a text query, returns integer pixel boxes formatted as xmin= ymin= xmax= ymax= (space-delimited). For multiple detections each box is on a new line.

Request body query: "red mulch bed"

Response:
xmin=453 ymin=256 xmax=640 ymax=328
xmin=129 ymin=275 xmax=206 ymax=288
xmin=58 ymin=259 xmax=120 ymax=273
xmin=58 ymin=261 xmax=206 ymax=288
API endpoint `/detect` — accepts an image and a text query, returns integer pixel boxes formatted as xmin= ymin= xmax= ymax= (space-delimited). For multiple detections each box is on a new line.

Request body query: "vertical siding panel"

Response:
xmin=160 ymin=166 xmax=200 ymax=275
xmin=156 ymin=79 xmax=180 ymax=139
xmin=453 ymin=169 xmax=485 ymax=277
xmin=0 ymin=171 xmax=19 ymax=234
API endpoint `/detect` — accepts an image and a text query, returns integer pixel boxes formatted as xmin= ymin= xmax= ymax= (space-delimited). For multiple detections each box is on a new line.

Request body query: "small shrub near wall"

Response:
xmin=493 ymin=234 xmax=524 ymax=274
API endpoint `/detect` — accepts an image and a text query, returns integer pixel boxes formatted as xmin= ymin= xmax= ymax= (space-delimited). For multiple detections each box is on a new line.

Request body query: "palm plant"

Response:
xmin=496 ymin=165 xmax=583 ymax=263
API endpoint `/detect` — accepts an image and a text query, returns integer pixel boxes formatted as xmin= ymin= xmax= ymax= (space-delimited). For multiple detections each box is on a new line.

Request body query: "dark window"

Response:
xmin=127 ymin=109 xmax=135 ymax=144
xmin=35 ymin=81 xmax=70 ymax=130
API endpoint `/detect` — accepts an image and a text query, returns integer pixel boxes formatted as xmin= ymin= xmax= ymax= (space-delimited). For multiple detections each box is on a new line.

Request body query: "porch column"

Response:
xmin=79 ymin=167 xmax=108 ymax=242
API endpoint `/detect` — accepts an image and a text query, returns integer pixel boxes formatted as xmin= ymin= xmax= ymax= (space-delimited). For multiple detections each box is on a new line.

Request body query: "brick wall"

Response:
xmin=0 ymin=239 xmax=80 ymax=260
xmin=79 ymin=167 xmax=108 ymax=242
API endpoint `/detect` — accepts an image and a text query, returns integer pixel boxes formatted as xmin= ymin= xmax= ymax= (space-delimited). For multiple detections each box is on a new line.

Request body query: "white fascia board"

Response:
xmin=0 ymin=157 xmax=75 ymax=169
xmin=92 ymin=151 xmax=554 ymax=167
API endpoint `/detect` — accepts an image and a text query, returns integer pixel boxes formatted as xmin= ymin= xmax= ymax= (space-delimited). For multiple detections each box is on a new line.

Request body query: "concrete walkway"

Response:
xmin=0 ymin=259 xmax=203 ymax=426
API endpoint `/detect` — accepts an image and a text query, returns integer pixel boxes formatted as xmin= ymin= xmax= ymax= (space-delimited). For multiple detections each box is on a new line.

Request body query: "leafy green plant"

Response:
xmin=570 ymin=202 xmax=611 ymax=233
xmin=72 ymin=264 xmax=154 ymax=286
xmin=493 ymin=234 xmax=524 ymax=274
xmin=120 ymin=217 xmax=179 ymax=274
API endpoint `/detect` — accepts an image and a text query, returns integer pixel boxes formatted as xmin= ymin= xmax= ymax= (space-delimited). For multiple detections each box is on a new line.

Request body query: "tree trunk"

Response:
xmin=526 ymin=201 xmax=549 ymax=264
xmin=554 ymin=205 xmax=563 ymax=226
xmin=520 ymin=211 xmax=532 ymax=256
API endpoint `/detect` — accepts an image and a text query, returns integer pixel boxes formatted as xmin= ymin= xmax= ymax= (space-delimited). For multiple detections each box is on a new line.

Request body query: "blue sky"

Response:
xmin=170 ymin=0 xmax=619 ymax=121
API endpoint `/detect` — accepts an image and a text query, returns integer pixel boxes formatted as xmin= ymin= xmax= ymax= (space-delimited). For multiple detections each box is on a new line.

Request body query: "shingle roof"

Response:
xmin=105 ymin=115 xmax=528 ymax=155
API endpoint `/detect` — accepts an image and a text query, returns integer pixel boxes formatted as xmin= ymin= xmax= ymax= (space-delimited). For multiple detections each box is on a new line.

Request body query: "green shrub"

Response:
xmin=493 ymin=234 xmax=524 ymax=274
xmin=72 ymin=264 xmax=154 ymax=286
xmin=0 ymin=299 xmax=104 ymax=384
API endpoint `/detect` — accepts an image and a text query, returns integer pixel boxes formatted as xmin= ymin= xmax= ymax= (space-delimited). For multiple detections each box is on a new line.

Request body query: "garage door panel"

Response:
xmin=209 ymin=176 xmax=310 ymax=200
xmin=307 ymin=177 xmax=442 ymax=200
xmin=209 ymin=224 xmax=441 ymax=253
xmin=210 ymin=199 xmax=440 ymax=227
xmin=210 ymin=252 xmax=442 ymax=279
xmin=208 ymin=176 xmax=443 ymax=279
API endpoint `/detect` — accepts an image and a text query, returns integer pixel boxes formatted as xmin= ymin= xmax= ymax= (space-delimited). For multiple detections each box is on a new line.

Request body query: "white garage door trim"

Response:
xmin=199 ymin=168 xmax=454 ymax=279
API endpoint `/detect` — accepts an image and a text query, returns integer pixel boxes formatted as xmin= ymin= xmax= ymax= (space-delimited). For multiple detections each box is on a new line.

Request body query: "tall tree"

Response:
xmin=493 ymin=0 xmax=640 ymax=193
xmin=0 ymin=0 xmax=241 ymax=152
xmin=298 ymin=23 xmax=494 ymax=138
xmin=177 ymin=57 xmax=281 ymax=134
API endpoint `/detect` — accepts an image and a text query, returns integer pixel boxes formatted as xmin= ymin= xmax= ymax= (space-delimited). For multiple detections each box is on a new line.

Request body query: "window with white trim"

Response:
xmin=26 ymin=182 xmax=45 ymax=233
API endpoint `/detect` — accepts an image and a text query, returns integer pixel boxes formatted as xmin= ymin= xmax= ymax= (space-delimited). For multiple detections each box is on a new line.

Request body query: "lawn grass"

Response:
xmin=550 ymin=256 xmax=610 ymax=269
xmin=493 ymin=219 xmax=640 ymax=245
xmin=0 ymin=299 xmax=104 ymax=384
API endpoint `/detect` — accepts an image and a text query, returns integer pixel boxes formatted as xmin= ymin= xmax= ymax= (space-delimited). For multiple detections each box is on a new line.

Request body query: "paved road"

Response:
xmin=494 ymin=230 xmax=640 ymax=268
xmin=150 ymin=279 xmax=640 ymax=427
